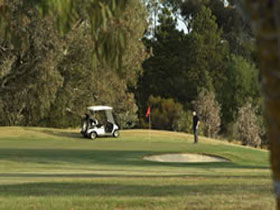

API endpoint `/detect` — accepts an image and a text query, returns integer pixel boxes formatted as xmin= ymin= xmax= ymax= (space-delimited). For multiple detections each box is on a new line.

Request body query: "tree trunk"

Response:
xmin=244 ymin=1 xmax=280 ymax=208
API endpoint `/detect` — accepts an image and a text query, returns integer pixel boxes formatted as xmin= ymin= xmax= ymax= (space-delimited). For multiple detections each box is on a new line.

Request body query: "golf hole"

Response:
xmin=143 ymin=153 xmax=229 ymax=163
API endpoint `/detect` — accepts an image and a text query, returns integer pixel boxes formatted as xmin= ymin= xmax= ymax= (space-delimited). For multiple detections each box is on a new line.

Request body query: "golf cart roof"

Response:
xmin=87 ymin=106 xmax=113 ymax=111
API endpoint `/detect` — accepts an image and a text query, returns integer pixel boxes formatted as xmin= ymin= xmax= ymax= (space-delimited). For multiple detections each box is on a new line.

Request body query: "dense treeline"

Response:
xmin=0 ymin=0 xmax=146 ymax=128
xmin=0 ymin=0 xmax=266 ymax=145
xmin=136 ymin=0 xmax=265 ymax=146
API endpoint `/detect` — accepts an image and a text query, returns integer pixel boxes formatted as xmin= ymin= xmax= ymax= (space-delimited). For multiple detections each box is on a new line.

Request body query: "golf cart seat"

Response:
xmin=105 ymin=121 xmax=114 ymax=133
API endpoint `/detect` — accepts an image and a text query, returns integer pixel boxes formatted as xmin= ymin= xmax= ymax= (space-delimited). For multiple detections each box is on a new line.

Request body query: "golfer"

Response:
xmin=192 ymin=111 xmax=200 ymax=144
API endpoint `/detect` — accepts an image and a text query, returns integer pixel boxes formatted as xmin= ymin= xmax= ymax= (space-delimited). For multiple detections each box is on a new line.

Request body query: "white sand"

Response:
xmin=143 ymin=153 xmax=229 ymax=163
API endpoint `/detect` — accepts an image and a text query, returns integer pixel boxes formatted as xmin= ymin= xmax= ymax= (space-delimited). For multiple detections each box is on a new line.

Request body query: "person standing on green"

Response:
xmin=192 ymin=111 xmax=200 ymax=144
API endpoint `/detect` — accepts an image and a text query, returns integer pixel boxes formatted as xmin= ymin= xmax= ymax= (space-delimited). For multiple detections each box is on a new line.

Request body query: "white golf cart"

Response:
xmin=81 ymin=106 xmax=120 ymax=140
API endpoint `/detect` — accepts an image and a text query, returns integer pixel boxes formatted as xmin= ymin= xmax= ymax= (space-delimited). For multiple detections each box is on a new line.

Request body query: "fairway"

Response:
xmin=0 ymin=127 xmax=275 ymax=209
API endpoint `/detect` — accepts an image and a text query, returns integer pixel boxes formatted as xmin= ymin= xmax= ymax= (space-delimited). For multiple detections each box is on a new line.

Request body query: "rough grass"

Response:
xmin=0 ymin=127 xmax=275 ymax=210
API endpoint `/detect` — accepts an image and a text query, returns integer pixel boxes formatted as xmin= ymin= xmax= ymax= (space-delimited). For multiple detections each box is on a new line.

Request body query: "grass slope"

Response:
xmin=0 ymin=127 xmax=274 ymax=210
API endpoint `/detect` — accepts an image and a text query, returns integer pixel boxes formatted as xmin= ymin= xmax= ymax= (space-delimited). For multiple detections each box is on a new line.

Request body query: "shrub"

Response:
xmin=193 ymin=89 xmax=221 ymax=138
xmin=148 ymin=96 xmax=184 ymax=131
xmin=115 ymin=96 xmax=139 ymax=129
xmin=235 ymin=103 xmax=261 ymax=147
xmin=173 ymin=110 xmax=193 ymax=133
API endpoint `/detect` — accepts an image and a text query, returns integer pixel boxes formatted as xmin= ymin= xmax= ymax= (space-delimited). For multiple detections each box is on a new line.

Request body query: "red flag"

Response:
xmin=145 ymin=106 xmax=151 ymax=118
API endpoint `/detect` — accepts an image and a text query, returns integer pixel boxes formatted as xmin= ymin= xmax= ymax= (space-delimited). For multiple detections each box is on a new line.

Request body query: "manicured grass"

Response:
xmin=0 ymin=127 xmax=275 ymax=209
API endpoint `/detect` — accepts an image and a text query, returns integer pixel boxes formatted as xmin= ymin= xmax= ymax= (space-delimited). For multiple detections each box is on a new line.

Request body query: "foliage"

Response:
xmin=219 ymin=55 xmax=261 ymax=126
xmin=235 ymin=103 xmax=261 ymax=147
xmin=0 ymin=0 xmax=147 ymax=128
xmin=148 ymin=96 xmax=184 ymax=130
xmin=0 ymin=11 xmax=63 ymax=126
xmin=137 ymin=12 xmax=189 ymax=113
xmin=137 ymin=5 xmax=228 ymax=115
xmin=193 ymin=89 xmax=221 ymax=138
xmin=0 ymin=0 xmax=267 ymax=146
xmin=115 ymin=101 xmax=139 ymax=129
xmin=45 ymin=25 xmax=96 ymax=128
xmin=173 ymin=110 xmax=193 ymax=133
xmin=187 ymin=6 xmax=228 ymax=93
xmin=136 ymin=3 xmax=263 ymax=141
xmin=0 ymin=0 xmax=130 ymax=68
xmin=164 ymin=0 xmax=256 ymax=62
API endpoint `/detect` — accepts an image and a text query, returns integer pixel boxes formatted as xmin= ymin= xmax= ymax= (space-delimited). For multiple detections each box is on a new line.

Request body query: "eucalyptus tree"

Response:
xmin=0 ymin=0 xmax=147 ymax=126
xmin=0 ymin=4 xmax=64 ymax=125
xmin=47 ymin=1 xmax=147 ymax=128
xmin=0 ymin=0 xmax=132 ymax=68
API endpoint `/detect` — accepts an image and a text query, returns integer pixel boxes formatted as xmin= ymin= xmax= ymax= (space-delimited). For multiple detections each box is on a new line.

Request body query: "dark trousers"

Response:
xmin=193 ymin=128 xmax=198 ymax=143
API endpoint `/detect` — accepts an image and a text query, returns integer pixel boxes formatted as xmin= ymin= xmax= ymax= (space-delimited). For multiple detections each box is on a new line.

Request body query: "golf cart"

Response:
xmin=81 ymin=106 xmax=120 ymax=139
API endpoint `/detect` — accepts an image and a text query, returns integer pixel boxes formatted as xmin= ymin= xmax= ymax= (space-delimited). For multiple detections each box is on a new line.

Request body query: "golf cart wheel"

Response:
xmin=89 ymin=132 xmax=97 ymax=140
xmin=113 ymin=130 xmax=120 ymax=138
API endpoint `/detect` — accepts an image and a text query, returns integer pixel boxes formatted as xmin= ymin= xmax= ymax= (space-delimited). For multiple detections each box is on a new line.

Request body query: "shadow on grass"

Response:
xmin=40 ymin=129 xmax=82 ymax=139
xmin=0 ymin=172 xmax=270 ymax=179
xmin=0 ymin=181 xmax=272 ymax=197
xmin=40 ymin=129 xmax=118 ymax=140
xmin=0 ymin=148 xmax=269 ymax=170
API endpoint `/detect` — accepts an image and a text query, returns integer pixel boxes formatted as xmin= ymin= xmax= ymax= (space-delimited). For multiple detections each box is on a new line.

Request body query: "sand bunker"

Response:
xmin=143 ymin=153 xmax=229 ymax=163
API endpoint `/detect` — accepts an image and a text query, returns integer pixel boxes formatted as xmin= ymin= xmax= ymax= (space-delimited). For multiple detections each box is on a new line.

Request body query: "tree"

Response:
xmin=242 ymin=0 xmax=280 ymax=207
xmin=137 ymin=8 xmax=190 ymax=113
xmin=193 ymin=89 xmax=221 ymax=138
xmin=45 ymin=0 xmax=147 ymax=128
xmin=235 ymin=103 xmax=261 ymax=147
xmin=0 ymin=0 xmax=147 ymax=127
xmin=187 ymin=6 xmax=228 ymax=94
xmin=0 ymin=0 xmax=130 ymax=68
xmin=165 ymin=0 xmax=256 ymax=62
xmin=0 ymin=8 xmax=63 ymax=126
xmin=220 ymin=55 xmax=261 ymax=126
xmin=137 ymin=5 xmax=228 ymax=114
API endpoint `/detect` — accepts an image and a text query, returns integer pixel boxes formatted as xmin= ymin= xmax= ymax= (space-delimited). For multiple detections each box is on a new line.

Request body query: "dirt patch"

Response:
xmin=143 ymin=153 xmax=229 ymax=163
